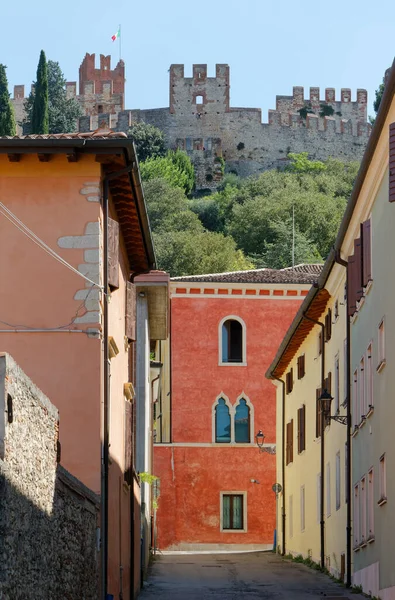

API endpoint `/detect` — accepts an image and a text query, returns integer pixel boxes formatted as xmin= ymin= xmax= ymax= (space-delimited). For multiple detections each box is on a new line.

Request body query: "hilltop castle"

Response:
xmin=12 ymin=54 xmax=371 ymax=188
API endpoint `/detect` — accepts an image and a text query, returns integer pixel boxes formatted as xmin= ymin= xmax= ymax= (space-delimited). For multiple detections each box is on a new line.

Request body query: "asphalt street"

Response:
xmin=138 ymin=551 xmax=366 ymax=600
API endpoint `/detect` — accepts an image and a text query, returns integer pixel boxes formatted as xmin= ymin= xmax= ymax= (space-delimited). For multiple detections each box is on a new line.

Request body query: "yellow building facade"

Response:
xmin=267 ymin=264 xmax=349 ymax=580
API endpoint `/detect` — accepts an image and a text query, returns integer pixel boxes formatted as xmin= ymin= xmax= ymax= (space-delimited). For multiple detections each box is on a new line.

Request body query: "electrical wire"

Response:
xmin=0 ymin=285 xmax=100 ymax=331
xmin=0 ymin=202 xmax=104 ymax=290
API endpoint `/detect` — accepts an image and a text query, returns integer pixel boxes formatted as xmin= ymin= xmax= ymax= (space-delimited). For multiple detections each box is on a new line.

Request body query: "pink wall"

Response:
xmin=154 ymin=290 xmax=306 ymax=549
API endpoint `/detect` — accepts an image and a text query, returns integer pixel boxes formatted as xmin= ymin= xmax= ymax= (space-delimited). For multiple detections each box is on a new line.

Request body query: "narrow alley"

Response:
xmin=139 ymin=552 xmax=366 ymax=600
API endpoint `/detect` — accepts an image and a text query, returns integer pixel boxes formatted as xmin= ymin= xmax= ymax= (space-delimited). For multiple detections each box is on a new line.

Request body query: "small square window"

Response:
xmin=220 ymin=492 xmax=246 ymax=531
xmin=195 ymin=95 xmax=204 ymax=105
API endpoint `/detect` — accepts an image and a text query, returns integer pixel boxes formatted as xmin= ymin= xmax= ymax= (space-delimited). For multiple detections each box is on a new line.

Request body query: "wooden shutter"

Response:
xmin=286 ymin=370 xmax=293 ymax=394
xmin=286 ymin=421 xmax=294 ymax=465
xmin=297 ymin=407 xmax=305 ymax=453
xmin=290 ymin=419 xmax=294 ymax=463
xmin=354 ymin=238 xmax=363 ymax=302
xmin=108 ymin=217 xmax=120 ymax=289
xmin=298 ymin=405 xmax=306 ymax=453
xmin=124 ymin=399 xmax=132 ymax=485
xmin=361 ymin=219 xmax=372 ymax=287
xmin=390 ymin=123 xmax=395 ymax=202
xmin=347 ymin=254 xmax=357 ymax=317
xmin=297 ymin=355 xmax=305 ymax=379
xmin=125 ymin=282 xmax=136 ymax=341
xmin=325 ymin=309 xmax=332 ymax=342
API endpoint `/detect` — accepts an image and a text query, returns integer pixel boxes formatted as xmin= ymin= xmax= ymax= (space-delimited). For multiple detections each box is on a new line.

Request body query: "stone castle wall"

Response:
xmin=0 ymin=353 xmax=99 ymax=599
xmin=12 ymin=57 xmax=371 ymax=188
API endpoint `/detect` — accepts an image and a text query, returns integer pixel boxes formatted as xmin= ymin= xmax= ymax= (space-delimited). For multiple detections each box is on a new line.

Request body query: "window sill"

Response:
xmin=366 ymin=405 xmax=374 ymax=418
xmin=376 ymin=359 xmax=386 ymax=373
xmin=352 ymin=426 xmax=359 ymax=438
xmin=367 ymin=535 xmax=375 ymax=544
xmin=353 ymin=545 xmax=361 ymax=552
xmin=220 ymin=528 xmax=247 ymax=534
xmin=219 ymin=362 xmax=247 ymax=367
xmin=360 ymin=538 xmax=368 ymax=548
xmin=378 ymin=496 xmax=387 ymax=507
xmin=365 ymin=279 xmax=373 ymax=295
xmin=359 ymin=417 xmax=367 ymax=429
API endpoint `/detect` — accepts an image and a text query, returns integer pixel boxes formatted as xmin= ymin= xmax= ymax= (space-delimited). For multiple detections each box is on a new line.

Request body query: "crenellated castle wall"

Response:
xmin=12 ymin=57 xmax=370 ymax=188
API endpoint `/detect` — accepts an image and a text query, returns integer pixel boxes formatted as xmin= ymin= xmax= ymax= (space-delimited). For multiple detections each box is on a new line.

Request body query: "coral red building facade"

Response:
xmin=154 ymin=266 xmax=322 ymax=550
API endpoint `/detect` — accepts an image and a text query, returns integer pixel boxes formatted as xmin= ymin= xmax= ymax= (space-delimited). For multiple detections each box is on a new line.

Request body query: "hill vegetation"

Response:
xmin=131 ymin=125 xmax=360 ymax=277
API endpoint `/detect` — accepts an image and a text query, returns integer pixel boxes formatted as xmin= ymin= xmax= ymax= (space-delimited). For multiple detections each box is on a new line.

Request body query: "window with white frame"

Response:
xmin=378 ymin=318 xmax=385 ymax=370
xmin=300 ymin=486 xmax=305 ymax=532
xmin=345 ymin=442 xmax=349 ymax=504
xmin=368 ymin=469 xmax=374 ymax=540
xmin=220 ymin=492 xmax=247 ymax=532
xmin=334 ymin=354 xmax=340 ymax=414
xmin=336 ymin=452 xmax=341 ymax=511
xmin=354 ymin=484 xmax=360 ymax=548
xmin=352 ymin=369 xmax=358 ymax=428
xmin=213 ymin=394 xmax=253 ymax=444
xmin=360 ymin=356 xmax=366 ymax=419
xmin=366 ymin=343 xmax=373 ymax=411
xmin=326 ymin=463 xmax=331 ymax=517
xmin=343 ymin=338 xmax=348 ymax=405
xmin=219 ymin=316 xmax=246 ymax=365
xmin=379 ymin=454 xmax=387 ymax=504
xmin=317 ymin=473 xmax=321 ymax=523
xmin=289 ymin=494 xmax=293 ymax=538
xmin=360 ymin=476 xmax=367 ymax=543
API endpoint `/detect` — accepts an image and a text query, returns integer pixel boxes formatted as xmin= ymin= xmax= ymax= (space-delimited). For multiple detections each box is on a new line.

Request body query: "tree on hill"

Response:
xmin=128 ymin=121 xmax=166 ymax=162
xmin=31 ymin=50 xmax=49 ymax=134
xmin=0 ymin=64 xmax=16 ymax=136
xmin=141 ymin=150 xmax=195 ymax=194
xmin=24 ymin=59 xmax=82 ymax=134
xmin=369 ymin=74 xmax=386 ymax=125
xmin=143 ymin=177 xmax=252 ymax=276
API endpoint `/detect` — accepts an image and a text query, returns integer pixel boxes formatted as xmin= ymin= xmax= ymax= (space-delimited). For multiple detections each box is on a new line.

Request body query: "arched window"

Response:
xmin=215 ymin=398 xmax=231 ymax=443
xmin=221 ymin=319 xmax=244 ymax=363
xmin=235 ymin=399 xmax=250 ymax=443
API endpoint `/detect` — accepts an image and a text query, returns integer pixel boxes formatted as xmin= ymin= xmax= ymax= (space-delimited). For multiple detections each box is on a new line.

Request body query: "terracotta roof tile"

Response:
xmin=171 ymin=263 xmax=324 ymax=284
xmin=0 ymin=126 xmax=127 ymax=141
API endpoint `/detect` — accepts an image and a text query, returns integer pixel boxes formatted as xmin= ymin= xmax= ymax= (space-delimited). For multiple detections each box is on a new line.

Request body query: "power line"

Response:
xmin=0 ymin=284 xmax=99 ymax=331
xmin=0 ymin=202 xmax=104 ymax=290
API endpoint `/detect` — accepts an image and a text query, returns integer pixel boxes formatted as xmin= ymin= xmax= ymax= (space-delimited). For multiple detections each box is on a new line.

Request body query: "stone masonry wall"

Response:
xmin=76 ymin=62 xmax=370 ymax=189
xmin=0 ymin=353 xmax=99 ymax=599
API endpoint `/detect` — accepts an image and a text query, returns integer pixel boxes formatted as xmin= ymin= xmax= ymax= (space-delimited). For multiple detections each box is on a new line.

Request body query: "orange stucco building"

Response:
xmin=0 ymin=131 xmax=162 ymax=599
xmin=154 ymin=266 xmax=322 ymax=550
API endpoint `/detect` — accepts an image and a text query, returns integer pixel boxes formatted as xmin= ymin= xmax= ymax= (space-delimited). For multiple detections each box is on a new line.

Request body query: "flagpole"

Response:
xmin=119 ymin=24 xmax=121 ymax=61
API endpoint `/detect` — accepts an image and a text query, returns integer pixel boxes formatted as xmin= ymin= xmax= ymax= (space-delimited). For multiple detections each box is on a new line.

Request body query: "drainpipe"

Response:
xmin=335 ymin=251 xmax=352 ymax=588
xmin=303 ymin=313 xmax=325 ymax=569
xmin=272 ymin=376 xmax=286 ymax=556
xmin=102 ymin=163 xmax=135 ymax=600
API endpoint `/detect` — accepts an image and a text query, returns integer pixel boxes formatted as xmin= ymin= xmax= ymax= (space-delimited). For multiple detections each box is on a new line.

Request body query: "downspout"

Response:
xmin=335 ymin=251 xmax=352 ymax=588
xmin=303 ymin=313 xmax=326 ymax=569
xmin=272 ymin=376 xmax=286 ymax=556
xmin=102 ymin=163 xmax=135 ymax=600
xmin=151 ymin=372 xmax=160 ymax=554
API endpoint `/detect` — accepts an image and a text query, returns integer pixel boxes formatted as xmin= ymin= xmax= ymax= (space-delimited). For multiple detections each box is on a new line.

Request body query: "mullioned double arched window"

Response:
xmin=213 ymin=394 xmax=254 ymax=443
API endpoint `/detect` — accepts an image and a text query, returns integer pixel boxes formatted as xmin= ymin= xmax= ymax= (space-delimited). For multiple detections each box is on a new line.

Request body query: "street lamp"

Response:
xmin=319 ymin=389 xmax=347 ymax=425
xmin=255 ymin=430 xmax=276 ymax=454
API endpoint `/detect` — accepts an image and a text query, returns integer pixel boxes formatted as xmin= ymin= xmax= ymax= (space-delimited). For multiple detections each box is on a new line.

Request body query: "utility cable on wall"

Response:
xmin=0 ymin=202 xmax=104 ymax=290
xmin=0 ymin=285 xmax=99 ymax=332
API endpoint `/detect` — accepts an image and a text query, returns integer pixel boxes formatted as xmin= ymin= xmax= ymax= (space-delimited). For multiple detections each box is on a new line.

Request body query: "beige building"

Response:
xmin=266 ymin=264 xmax=349 ymax=582
xmin=268 ymin=58 xmax=395 ymax=598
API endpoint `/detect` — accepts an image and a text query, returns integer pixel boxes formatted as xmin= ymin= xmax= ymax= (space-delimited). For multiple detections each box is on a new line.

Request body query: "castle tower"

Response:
xmin=66 ymin=53 xmax=125 ymax=117
xmin=169 ymin=64 xmax=230 ymax=115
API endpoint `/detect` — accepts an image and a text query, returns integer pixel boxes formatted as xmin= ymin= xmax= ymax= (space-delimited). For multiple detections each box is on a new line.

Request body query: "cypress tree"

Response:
xmin=0 ymin=64 xmax=16 ymax=136
xmin=31 ymin=50 xmax=49 ymax=134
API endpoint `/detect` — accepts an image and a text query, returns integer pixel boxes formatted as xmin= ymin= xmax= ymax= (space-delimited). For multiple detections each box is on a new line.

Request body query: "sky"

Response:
xmin=1 ymin=0 xmax=394 ymax=119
